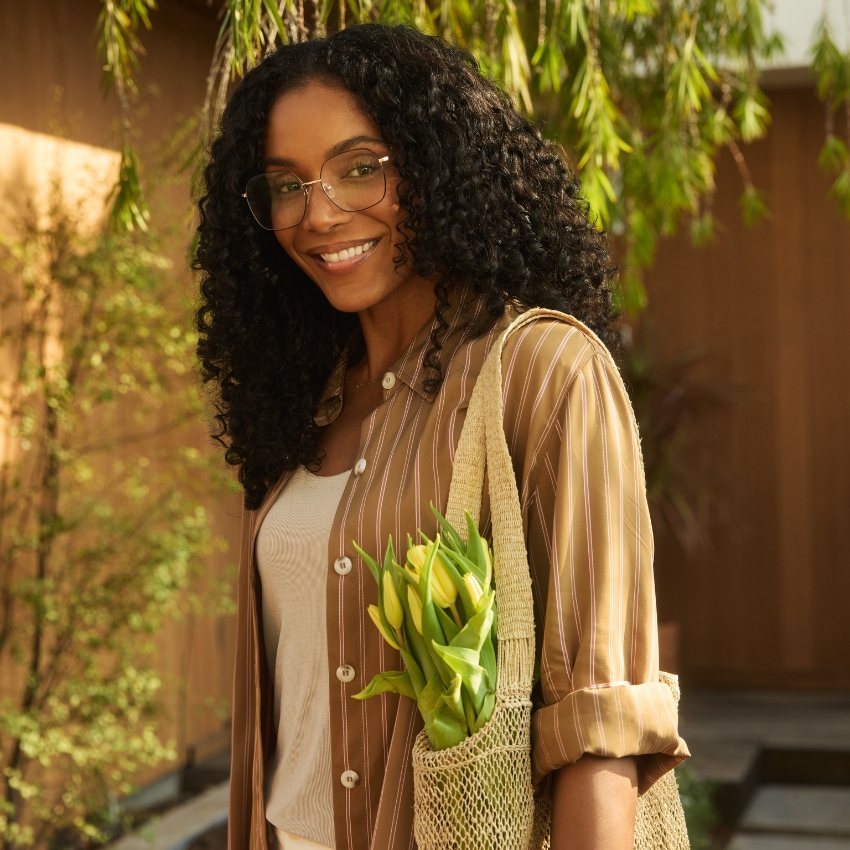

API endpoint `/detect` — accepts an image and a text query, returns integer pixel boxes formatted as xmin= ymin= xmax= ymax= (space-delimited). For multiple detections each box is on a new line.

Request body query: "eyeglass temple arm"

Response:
xmin=241 ymin=156 xmax=390 ymax=197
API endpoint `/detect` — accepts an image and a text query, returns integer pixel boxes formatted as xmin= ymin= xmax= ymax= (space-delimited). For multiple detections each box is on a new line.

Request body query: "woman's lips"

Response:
xmin=309 ymin=238 xmax=379 ymax=273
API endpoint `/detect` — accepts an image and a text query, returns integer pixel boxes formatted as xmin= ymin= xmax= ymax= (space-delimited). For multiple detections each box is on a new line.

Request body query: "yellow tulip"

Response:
xmin=482 ymin=542 xmax=493 ymax=588
xmin=431 ymin=555 xmax=458 ymax=608
xmin=464 ymin=573 xmax=484 ymax=609
xmin=406 ymin=544 xmax=428 ymax=573
xmin=382 ymin=571 xmax=404 ymax=629
xmin=368 ymin=604 xmax=400 ymax=649
xmin=407 ymin=586 xmax=424 ymax=634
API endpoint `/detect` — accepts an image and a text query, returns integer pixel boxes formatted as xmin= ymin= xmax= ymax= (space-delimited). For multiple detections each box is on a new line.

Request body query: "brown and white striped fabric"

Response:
xmin=228 ymin=283 xmax=690 ymax=850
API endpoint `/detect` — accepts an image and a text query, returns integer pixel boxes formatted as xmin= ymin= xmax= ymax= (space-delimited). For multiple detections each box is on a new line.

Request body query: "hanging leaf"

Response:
xmin=353 ymin=671 xmax=417 ymax=701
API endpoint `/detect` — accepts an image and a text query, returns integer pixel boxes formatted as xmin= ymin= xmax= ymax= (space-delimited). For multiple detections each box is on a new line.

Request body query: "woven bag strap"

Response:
xmin=446 ymin=307 xmax=604 ymax=694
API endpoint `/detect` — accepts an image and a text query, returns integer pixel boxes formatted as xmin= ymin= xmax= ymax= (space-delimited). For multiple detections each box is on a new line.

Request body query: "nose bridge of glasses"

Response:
xmin=301 ymin=178 xmax=342 ymax=222
xmin=302 ymin=177 xmax=336 ymax=199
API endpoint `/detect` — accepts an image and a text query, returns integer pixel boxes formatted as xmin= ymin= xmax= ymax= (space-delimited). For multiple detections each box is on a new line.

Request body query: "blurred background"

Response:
xmin=0 ymin=0 xmax=847 ymax=848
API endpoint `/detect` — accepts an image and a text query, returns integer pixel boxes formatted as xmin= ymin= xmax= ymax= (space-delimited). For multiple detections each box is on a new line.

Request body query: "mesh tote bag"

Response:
xmin=410 ymin=308 xmax=689 ymax=850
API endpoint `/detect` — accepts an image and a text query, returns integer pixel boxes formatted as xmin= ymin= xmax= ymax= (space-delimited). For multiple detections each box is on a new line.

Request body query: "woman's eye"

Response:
xmin=346 ymin=163 xmax=376 ymax=178
xmin=276 ymin=181 xmax=302 ymax=194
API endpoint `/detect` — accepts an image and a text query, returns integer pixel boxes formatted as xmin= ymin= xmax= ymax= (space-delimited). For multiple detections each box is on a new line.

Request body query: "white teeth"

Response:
xmin=320 ymin=240 xmax=376 ymax=264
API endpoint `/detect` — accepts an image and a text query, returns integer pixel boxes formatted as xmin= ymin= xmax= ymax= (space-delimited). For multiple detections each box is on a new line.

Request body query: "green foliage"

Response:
xmin=98 ymin=0 xmax=781 ymax=308
xmin=108 ymin=145 xmax=151 ymax=234
xmin=0 ymin=198 xmax=227 ymax=847
xmin=97 ymin=1 xmax=158 ymax=234
xmin=676 ymin=763 xmax=718 ymax=850
xmin=811 ymin=16 xmax=850 ymax=218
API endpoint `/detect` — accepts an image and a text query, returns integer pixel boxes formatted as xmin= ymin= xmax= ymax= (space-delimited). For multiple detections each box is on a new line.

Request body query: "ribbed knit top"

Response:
xmin=256 ymin=464 xmax=350 ymax=849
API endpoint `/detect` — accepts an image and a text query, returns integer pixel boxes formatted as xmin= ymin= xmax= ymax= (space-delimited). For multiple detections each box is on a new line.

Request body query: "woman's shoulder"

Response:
xmin=500 ymin=310 xmax=613 ymax=394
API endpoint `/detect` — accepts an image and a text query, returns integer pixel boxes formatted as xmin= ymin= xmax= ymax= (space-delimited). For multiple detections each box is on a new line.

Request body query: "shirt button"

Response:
xmin=334 ymin=556 xmax=352 ymax=575
xmin=353 ymin=458 xmax=367 ymax=476
xmin=336 ymin=665 xmax=355 ymax=683
xmin=341 ymin=770 xmax=360 ymax=788
xmin=382 ymin=371 xmax=397 ymax=390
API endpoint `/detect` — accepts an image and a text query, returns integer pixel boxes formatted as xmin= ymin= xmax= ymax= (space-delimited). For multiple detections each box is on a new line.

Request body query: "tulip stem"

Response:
xmin=449 ymin=602 xmax=463 ymax=630
xmin=394 ymin=626 xmax=406 ymax=650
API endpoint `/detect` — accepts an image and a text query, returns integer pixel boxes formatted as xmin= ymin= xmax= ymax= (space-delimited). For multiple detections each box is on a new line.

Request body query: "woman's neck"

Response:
xmin=350 ymin=275 xmax=440 ymax=384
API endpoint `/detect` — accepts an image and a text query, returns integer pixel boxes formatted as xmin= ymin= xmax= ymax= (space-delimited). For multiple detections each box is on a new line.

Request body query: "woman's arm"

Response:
xmin=551 ymin=755 xmax=638 ymax=850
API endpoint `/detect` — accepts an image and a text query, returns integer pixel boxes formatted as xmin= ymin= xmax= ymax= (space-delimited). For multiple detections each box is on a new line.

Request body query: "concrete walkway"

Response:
xmin=678 ymin=690 xmax=850 ymax=848
xmin=109 ymin=781 xmax=229 ymax=850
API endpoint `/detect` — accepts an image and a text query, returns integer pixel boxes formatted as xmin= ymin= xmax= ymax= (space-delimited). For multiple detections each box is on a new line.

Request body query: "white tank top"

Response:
xmin=256 ymin=465 xmax=350 ymax=850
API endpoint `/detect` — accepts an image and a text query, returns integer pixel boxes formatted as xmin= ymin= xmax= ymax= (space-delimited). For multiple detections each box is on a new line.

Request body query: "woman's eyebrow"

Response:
xmin=326 ymin=135 xmax=387 ymax=158
xmin=264 ymin=135 xmax=387 ymax=168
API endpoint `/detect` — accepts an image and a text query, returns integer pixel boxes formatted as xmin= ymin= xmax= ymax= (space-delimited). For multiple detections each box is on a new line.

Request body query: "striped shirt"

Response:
xmin=228 ymin=283 xmax=690 ymax=850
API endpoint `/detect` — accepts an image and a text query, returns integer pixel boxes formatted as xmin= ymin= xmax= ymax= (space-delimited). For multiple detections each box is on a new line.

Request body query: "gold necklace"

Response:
xmin=345 ymin=370 xmax=379 ymax=389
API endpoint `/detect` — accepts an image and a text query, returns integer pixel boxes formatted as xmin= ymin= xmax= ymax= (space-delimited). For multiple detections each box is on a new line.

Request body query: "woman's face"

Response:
xmin=264 ymin=80 xmax=430 ymax=315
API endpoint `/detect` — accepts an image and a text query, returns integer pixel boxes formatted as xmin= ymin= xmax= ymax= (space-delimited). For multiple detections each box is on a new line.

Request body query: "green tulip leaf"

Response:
xmin=449 ymin=603 xmax=493 ymax=654
xmin=431 ymin=643 xmax=490 ymax=714
xmin=471 ymin=690 xmax=496 ymax=733
xmin=383 ymin=536 xmax=396 ymax=573
xmin=353 ymin=670 xmax=416 ymax=701
xmin=430 ymin=503 xmax=466 ymax=554
xmin=439 ymin=673 xmax=467 ymax=722
xmin=435 ymin=604 xmax=460 ymax=643
xmin=400 ymin=648 xmax=426 ymax=697
xmin=419 ymin=539 xmax=453 ymax=688
xmin=479 ymin=632 xmax=497 ymax=691
xmin=418 ymin=674 xmax=468 ymax=751
xmin=353 ymin=541 xmax=381 ymax=585
xmin=400 ymin=606 xmax=437 ymax=684
xmin=464 ymin=511 xmax=489 ymax=584
xmin=397 ymin=565 xmax=421 ymax=591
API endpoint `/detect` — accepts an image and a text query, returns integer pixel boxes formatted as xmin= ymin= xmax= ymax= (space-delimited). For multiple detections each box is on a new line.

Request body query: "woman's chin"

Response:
xmin=318 ymin=281 xmax=392 ymax=315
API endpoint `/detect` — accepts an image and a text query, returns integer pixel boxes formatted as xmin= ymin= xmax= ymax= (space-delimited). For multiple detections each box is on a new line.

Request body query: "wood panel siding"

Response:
xmin=0 ymin=0 xmax=240 ymax=779
xmin=645 ymin=87 xmax=850 ymax=689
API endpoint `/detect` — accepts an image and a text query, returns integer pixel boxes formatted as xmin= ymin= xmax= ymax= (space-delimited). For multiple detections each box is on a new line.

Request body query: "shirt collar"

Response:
xmin=313 ymin=281 xmax=485 ymax=427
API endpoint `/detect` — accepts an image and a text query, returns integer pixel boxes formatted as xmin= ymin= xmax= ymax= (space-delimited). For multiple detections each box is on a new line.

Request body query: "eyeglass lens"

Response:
xmin=245 ymin=149 xmax=387 ymax=231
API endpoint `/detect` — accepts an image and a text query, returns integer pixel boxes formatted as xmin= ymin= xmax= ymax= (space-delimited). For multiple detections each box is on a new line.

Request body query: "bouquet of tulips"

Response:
xmin=353 ymin=506 xmax=497 ymax=751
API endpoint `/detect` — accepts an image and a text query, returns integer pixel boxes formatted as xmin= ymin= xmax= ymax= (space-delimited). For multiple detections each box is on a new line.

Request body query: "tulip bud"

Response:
xmin=431 ymin=555 xmax=458 ymax=608
xmin=464 ymin=573 xmax=484 ymax=609
xmin=406 ymin=544 xmax=428 ymax=574
xmin=368 ymin=604 xmax=400 ymax=650
xmin=407 ymin=585 xmax=424 ymax=634
xmin=482 ymin=542 xmax=493 ymax=588
xmin=382 ymin=571 xmax=404 ymax=629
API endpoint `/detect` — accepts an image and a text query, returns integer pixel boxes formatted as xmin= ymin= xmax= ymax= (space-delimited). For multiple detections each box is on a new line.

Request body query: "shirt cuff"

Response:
xmin=530 ymin=680 xmax=691 ymax=794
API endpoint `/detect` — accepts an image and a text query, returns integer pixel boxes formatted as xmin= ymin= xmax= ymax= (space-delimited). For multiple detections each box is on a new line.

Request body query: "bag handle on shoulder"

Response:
xmin=446 ymin=308 xmax=601 ymax=696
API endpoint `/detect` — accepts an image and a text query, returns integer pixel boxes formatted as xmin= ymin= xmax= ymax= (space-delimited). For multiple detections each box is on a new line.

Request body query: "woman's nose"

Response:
xmin=302 ymin=181 xmax=350 ymax=230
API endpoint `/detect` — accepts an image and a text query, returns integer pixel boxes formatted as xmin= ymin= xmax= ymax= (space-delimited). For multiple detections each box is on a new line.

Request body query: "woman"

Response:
xmin=195 ymin=23 xmax=688 ymax=850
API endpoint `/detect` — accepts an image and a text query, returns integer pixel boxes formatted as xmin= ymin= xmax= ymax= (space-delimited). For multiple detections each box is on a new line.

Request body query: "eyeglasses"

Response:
xmin=243 ymin=148 xmax=390 ymax=231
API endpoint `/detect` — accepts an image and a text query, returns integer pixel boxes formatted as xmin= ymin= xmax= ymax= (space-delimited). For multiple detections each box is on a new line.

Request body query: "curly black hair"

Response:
xmin=195 ymin=23 xmax=617 ymax=510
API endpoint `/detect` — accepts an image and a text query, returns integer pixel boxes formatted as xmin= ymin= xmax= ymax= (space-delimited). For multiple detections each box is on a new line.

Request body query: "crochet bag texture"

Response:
xmin=410 ymin=309 xmax=689 ymax=850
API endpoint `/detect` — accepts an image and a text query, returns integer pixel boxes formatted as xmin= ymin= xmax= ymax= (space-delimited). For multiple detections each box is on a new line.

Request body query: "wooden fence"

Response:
xmin=645 ymin=85 xmax=850 ymax=689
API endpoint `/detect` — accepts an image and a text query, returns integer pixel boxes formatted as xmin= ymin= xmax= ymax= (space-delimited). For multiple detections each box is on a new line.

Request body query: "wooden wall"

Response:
xmin=0 ymin=0 xmax=242 ymax=776
xmin=645 ymin=86 xmax=850 ymax=690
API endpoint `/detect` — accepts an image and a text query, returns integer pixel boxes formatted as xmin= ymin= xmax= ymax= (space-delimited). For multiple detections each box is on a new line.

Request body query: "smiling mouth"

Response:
xmin=316 ymin=239 xmax=378 ymax=264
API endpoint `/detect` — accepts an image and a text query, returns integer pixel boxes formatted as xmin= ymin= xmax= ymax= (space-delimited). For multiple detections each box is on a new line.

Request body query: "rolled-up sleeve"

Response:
xmin=502 ymin=322 xmax=689 ymax=794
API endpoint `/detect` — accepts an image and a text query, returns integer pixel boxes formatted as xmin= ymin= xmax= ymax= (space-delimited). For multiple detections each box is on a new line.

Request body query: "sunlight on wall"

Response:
xmin=0 ymin=122 xmax=120 ymax=232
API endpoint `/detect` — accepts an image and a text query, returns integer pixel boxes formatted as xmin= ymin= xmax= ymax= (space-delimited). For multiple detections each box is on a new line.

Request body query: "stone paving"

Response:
xmin=679 ymin=691 xmax=850 ymax=849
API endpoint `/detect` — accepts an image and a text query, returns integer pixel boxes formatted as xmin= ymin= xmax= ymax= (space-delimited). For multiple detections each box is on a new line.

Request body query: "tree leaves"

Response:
xmin=97 ymin=0 xmax=786 ymax=302
xmin=0 ymin=200 xmax=228 ymax=844
xmin=811 ymin=15 xmax=850 ymax=219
